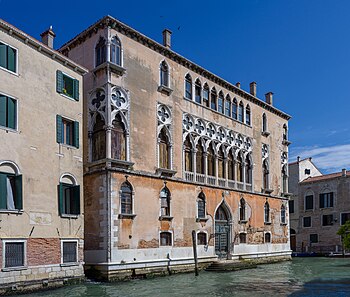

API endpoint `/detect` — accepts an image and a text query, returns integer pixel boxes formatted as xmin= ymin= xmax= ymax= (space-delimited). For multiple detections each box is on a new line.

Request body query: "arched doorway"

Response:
xmin=215 ymin=203 xmax=231 ymax=259
xmin=290 ymin=229 xmax=296 ymax=252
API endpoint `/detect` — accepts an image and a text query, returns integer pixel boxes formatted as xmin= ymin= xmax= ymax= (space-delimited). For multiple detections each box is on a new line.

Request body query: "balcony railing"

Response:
xmin=196 ymin=173 xmax=205 ymax=183
xmin=246 ymin=183 xmax=252 ymax=191
xmin=185 ymin=171 xmax=195 ymax=182
xmin=218 ymin=178 xmax=226 ymax=187
xmin=227 ymin=180 xmax=236 ymax=189
xmin=236 ymin=181 xmax=244 ymax=190
xmin=207 ymin=176 xmax=216 ymax=185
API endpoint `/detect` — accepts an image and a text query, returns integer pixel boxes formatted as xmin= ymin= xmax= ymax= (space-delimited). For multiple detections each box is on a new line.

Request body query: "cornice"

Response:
xmin=60 ymin=15 xmax=291 ymax=120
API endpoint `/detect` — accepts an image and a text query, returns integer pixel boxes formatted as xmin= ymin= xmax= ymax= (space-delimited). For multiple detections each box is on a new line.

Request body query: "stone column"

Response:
xmin=106 ymin=125 xmax=112 ymax=159
xmin=242 ymin=161 xmax=246 ymax=190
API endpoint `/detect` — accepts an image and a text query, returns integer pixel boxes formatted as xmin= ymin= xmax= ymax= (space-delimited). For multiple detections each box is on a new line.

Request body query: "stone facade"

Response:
xmin=61 ymin=15 xmax=292 ymax=280
xmin=0 ymin=19 xmax=86 ymax=293
xmin=289 ymin=158 xmax=349 ymax=253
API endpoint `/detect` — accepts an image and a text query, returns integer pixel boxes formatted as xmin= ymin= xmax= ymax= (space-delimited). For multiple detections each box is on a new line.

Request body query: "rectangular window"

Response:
xmin=239 ymin=233 xmax=247 ymax=244
xmin=4 ymin=242 xmax=25 ymax=268
xmin=56 ymin=115 xmax=79 ymax=148
xmin=232 ymin=103 xmax=237 ymax=119
xmin=322 ymin=214 xmax=333 ymax=226
xmin=303 ymin=216 xmax=311 ymax=227
xmin=197 ymin=232 xmax=207 ymax=245
xmin=305 ymin=195 xmax=314 ymax=210
xmin=0 ymin=41 xmax=17 ymax=73
xmin=319 ymin=192 xmax=334 ymax=208
xmin=310 ymin=234 xmax=318 ymax=243
xmin=160 ymin=232 xmax=172 ymax=246
xmin=203 ymin=89 xmax=209 ymax=107
xmin=62 ymin=241 xmax=77 ymax=263
xmin=58 ymin=183 xmax=80 ymax=215
xmin=225 ymin=100 xmax=231 ymax=117
xmin=289 ymin=200 xmax=294 ymax=214
xmin=56 ymin=70 xmax=79 ymax=101
xmin=218 ymin=97 xmax=223 ymax=113
xmin=195 ymin=85 xmax=201 ymax=104
xmin=0 ymin=172 xmax=22 ymax=210
xmin=341 ymin=213 xmax=350 ymax=225
xmin=0 ymin=94 xmax=17 ymax=130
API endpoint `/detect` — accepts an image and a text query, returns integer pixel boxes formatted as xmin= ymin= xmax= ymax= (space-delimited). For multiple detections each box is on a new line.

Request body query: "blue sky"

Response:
xmin=2 ymin=0 xmax=350 ymax=173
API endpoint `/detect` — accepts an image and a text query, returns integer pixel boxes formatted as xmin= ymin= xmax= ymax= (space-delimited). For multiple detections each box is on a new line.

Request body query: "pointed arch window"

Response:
xmin=218 ymin=146 xmax=225 ymax=178
xmin=240 ymin=198 xmax=246 ymax=221
xmin=281 ymin=204 xmax=286 ymax=224
xmin=197 ymin=192 xmax=206 ymax=219
xmin=110 ymin=36 xmax=122 ymax=66
xmin=245 ymin=155 xmax=252 ymax=184
xmin=203 ymin=84 xmax=210 ymax=107
xmin=185 ymin=74 xmax=192 ymax=99
xmin=120 ymin=181 xmax=133 ymax=215
xmin=232 ymin=98 xmax=238 ymax=119
xmin=92 ymin=114 xmax=106 ymax=161
xmin=195 ymin=79 xmax=202 ymax=104
xmin=160 ymin=187 xmax=171 ymax=217
xmin=245 ymin=105 xmax=251 ymax=125
xmin=215 ymin=204 xmax=229 ymax=221
xmin=264 ymin=201 xmax=270 ymax=223
xmin=159 ymin=127 xmax=171 ymax=169
xmin=262 ymin=113 xmax=267 ymax=132
xmin=207 ymin=143 xmax=215 ymax=177
xmin=160 ymin=61 xmax=169 ymax=87
xmin=225 ymin=95 xmax=231 ymax=117
xmin=237 ymin=153 xmax=243 ymax=182
xmin=184 ymin=136 xmax=193 ymax=172
xmin=196 ymin=142 xmax=205 ymax=174
xmin=111 ymin=114 xmax=126 ymax=161
xmin=238 ymin=101 xmax=244 ymax=122
xmin=218 ymin=92 xmax=224 ymax=114
xmin=210 ymin=88 xmax=217 ymax=111
xmin=282 ymin=165 xmax=288 ymax=194
xmin=283 ymin=124 xmax=288 ymax=141
xmin=227 ymin=150 xmax=234 ymax=181
xmin=263 ymin=160 xmax=269 ymax=190
xmin=95 ymin=37 xmax=106 ymax=67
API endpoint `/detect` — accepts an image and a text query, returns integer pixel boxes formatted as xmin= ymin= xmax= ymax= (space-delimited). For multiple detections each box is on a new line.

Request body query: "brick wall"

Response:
xmin=27 ymin=238 xmax=61 ymax=266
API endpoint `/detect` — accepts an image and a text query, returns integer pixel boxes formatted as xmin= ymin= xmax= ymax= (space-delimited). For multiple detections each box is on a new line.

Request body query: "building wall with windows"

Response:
xmin=61 ymin=16 xmax=291 ymax=280
xmin=0 ymin=20 xmax=87 ymax=292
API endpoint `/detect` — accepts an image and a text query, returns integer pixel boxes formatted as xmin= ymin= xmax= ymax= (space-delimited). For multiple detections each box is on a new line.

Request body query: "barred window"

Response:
xmin=239 ymin=233 xmax=247 ymax=244
xmin=62 ymin=241 xmax=77 ymax=263
xmin=160 ymin=232 xmax=172 ymax=246
xmin=121 ymin=181 xmax=133 ymax=214
xmin=5 ymin=242 xmax=24 ymax=268
xmin=197 ymin=192 xmax=206 ymax=219
xmin=197 ymin=232 xmax=207 ymax=245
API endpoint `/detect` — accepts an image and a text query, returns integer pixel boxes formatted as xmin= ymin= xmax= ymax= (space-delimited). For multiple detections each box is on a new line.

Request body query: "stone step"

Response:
xmin=205 ymin=261 xmax=257 ymax=272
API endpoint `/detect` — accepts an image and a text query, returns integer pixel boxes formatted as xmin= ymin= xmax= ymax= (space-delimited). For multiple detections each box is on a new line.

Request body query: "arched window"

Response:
xmin=159 ymin=127 xmax=171 ymax=169
xmin=218 ymin=146 xmax=225 ymax=178
xmin=237 ymin=153 xmax=243 ymax=182
xmin=245 ymin=155 xmax=252 ymax=184
xmin=203 ymin=84 xmax=210 ymax=107
xmin=207 ymin=143 xmax=215 ymax=177
xmin=240 ymin=198 xmax=246 ymax=221
xmin=238 ymin=101 xmax=244 ymax=122
xmin=120 ymin=181 xmax=133 ymax=214
xmin=262 ymin=113 xmax=267 ymax=132
xmin=92 ymin=114 xmax=106 ymax=161
xmin=227 ymin=150 xmax=234 ymax=181
xmin=0 ymin=162 xmax=22 ymax=211
xmin=160 ymin=61 xmax=169 ymax=87
xmin=263 ymin=160 xmax=269 ymax=190
xmin=283 ymin=124 xmax=288 ymax=141
xmin=215 ymin=204 xmax=229 ymax=221
xmin=111 ymin=114 xmax=126 ymax=161
xmin=225 ymin=95 xmax=231 ymax=117
xmin=110 ymin=36 xmax=122 ymax=66
xmin=197 ymin=192 xmax=206 ymax=219
xmin=232 ymin=98 xmax=238 ymax=119
xmin=95 ymin=37 xmax=106 ymax=66
xmin=218 ymin=91 xmax=224 ymax=114
xmin=185 ymin=74 xmax=192 ymax=99
xmin=160 ymin=187 xmax=171 ymax=217
xmin=245 ymin=105 xmax=251 ymax=125
xmin=264 ymin=232 xmax=271 ymax=243
xmin=195 ymin=79 xmax=202 ymax=104
xmin=282 ymin=165 xmax=288 ymax=194
xmin=59 ymin=174 xmax=80 ymax=216
xmin=210 ymin=87 xmax=217 ymax=110
xmin=281 ymin=204 xmax=286 ymax=224
xmin=184 ymin=136 xmax=193 ymax=172
xmin=196 ymin=142 xmax=205 ymax=174
xmin=264 ymin=201 xmax=270 ymax=223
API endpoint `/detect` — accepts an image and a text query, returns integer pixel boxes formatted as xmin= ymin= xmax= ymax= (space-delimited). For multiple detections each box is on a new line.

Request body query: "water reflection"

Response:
xmin=25 ymin=258 xmax=350 ymax=297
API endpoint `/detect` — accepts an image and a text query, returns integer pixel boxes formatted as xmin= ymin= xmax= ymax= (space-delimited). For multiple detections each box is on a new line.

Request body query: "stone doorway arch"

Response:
xmin=214 ymin=201 xmax=232 ymax=259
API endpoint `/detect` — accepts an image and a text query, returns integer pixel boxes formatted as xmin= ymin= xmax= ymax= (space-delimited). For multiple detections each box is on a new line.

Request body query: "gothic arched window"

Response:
xmin=264 ymin=201 xmax=270 ymax=223
xmin=281 ymin=204 xmax=286 ymax=224
xmin=218 ymin=146 xmax=225 ymax=178
xmin=207 ymin=143 xmax=215 ymax=177
xmin=95 ymin=37 xmax=106 ymax=67
xmin=263 ymin=160 xmax=269 ymax=190
xmin=238 ymin=101 xmax=244 ymax=122
xmin=225 ymin=95 xmax=231 ymax=117
xmin=262 ymin=113 xmax=267 ymax=132
xmin=245 ymin=155 xmax=252 ymax=184
xmin=232 ymin=98 xmax=238 ymax=120
xmin=110 ymin=36 xmax=122 ymax=66
xmin=159 ymin=128 xmax=171 ymax=169
xmin=160 ymin=187 xmax=171 ymax=217
xmin=185 ymin=74 xmax=192 ymax=99
xmin=92 ymin=114 xmax=106 ymax=161
xmin=195 ymin=79 xmax=202 ymax=104
xmin=240 ymin=198 xmax=246 ymax=221
xmin=160 ymin=61 xmax=169 ymax=87
xmin=203 ymin=83 xmax=210 ymax=107
xmin=111 ymin=114 xmax=126 ymax=161
xmin=237 ymin=153 xmax=243 ymax=182
xmin=246 ymin=105 xmax=251 ymax=125
xmin=211 ymin=88 xmax=217 ymax=111
xmin=227 ymin=150 xmax=234 ymax=181
xmin=218 ymin=91 xmax=224 ymax=114
xmin=197 ymin=192 xmax=206 ymax=219
xmin=120 ymin=181 xmax=133 ymax=214
xmin=184 ymin=136 xmax=193 ymax=172
xmin=196 ymin=142 xmax=205 ymax=174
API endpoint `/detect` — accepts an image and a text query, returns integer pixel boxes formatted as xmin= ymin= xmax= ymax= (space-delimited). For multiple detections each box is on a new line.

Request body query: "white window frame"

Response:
xmin=0 ymin=39 xmax=19 ymax=76
xmin=159 ymin=230 xmax=173 ymax=247
xmin=0 ymin=91 xmax=19 ymax=133
xmin=60 ymin=239 xmax=79 ymax=265
xmin=264 ymin=232 xmax=271 ymax=244
xmin=58 ymin=70 xmax=79 ymax=102
xmin=196 ymin=230 xmax=208 ymax=246
xmin=2 ymin=239 xmax=27 ymax=270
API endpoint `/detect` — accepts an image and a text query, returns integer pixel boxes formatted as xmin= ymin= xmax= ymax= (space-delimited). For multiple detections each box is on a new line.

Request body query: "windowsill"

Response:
xmin=158 ymin=85 xmax=173 ymax=95
xmin=239 ymin=220 xmax=248 ymax=224
xmin=2 ymin=266 xmax=27 ymax=272
xmin=263 ymin=188 xmax=273 ymax=194
xmin=159 ymin=215 xmax=173 ymax=221
xmin=87 ymin=158 xmax=134 ymax=170
xmin=280 ymin=223 xmax=288 ymax=226
xmin=0 ymin=65 xmax=18 ymax=77
xmin=196 ymin=217 xmax=209 ymax=222
xmin=0 ymin=209 xmax=23 ymax=214
xmin=93 ymin=62 xmax=126 ymax=76
xmin=282 ymin=140 xmax=292 ymax=146
xmin=58 ymin=92 xmax=78 ymax=102
xmin=264 ymin=222 xmax=272 ymax=225
xmin=60 ymin=143 xmax=78 ymax=150
xmin=156 ymin=168 xmax=177 ymax=177
xmin=118 ymin=214 xmax=137 ymax=219
xmin=0 ymin=125 xmax=18 ymax=134
xmin=61 ymin=214 xmax=79 ymax=219
xmin=282 ymin=192 xmax=292 ymax=198
xmin=261 ymin=131 xmax=270 ymax=137
xmin=60 ymin=262 xmax=79 ymax=267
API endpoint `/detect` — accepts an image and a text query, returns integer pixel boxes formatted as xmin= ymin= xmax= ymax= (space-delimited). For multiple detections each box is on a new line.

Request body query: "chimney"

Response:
xmin=236 ymin=82 xmax=241 ymax=88
xmin=249 ymin=82 xmax=257 ymax=96
xmin=297 ymin=156 xmax=300 ymax=162
xmin=162 ymin=29 xmax=172 ymax=48
xmin=342 ymin=168 xmax=347 ymax=177
xmin=40 ymin=26 xmax=56 ymax=49
xmin=265 ymin=92 xmax=273 ymax=105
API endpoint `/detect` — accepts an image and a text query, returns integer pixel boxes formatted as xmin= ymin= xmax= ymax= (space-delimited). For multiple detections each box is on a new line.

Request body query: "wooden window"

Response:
xmin=160 ymin=187 xmax=170 ymax=216
xmin=218 ymin=147 xmax=225 ymax=178
xmin=239 ymin=233 xmax=247 ymax=244
xmin=310 ymin=234 xmax=318 ymax=243
xmin=111 ymin=114 xmax=126 ymax=161
xmin=197 ymin=232 xmax=207 ymax=245
xmin=58 ymin=182 xmax=80 ymax=216
xmin=245 ymin=105 xmax=251 ymax=125
xmin=5 ymin=242 xmax=24 ymax=268
xmin=56 ymin=70 xmax=79 ymax=101
xmin=195 ymin=79 xmax=201 ymax=104
xmin=225 ymin=96 xmax=231 ymax=117
xmin=305 ymin=195 xmax=314 ymax=210
xmin=207 ymin=144 xmax=215 ymax=177
xmin=62 ymin=241 xmax=77 ymax=263
xmin=264 ymin=233 xmax=271 ymax=243
xmin=185 ymin=74 xmax=192 ymax=99
xmin=197 ymin=192 xmax=206 ymax=219
xmin=232 ymin=99 xmax=238 ymax=119
xmin=184 ymin=136 xmax=193 ymax=172
xmin=95 ymin=37 xmax=106 ymax=66
xmin=240 ymin=198 xmax=246 ymax=221
xmin=56 ymin=115 xmax=79 ymax=148
xmin=92 ymin=114 xmax=106 ymax=161
xmin=319 ymin=192 xmax=334 ymax=208
xmin=0 ymin=94 xmax=16 ymax=130
xmin=159 ymin=128 xmax=170 ymax=169
xmin=237 ymin=154 xmax=243 ymax=182
xmin=210 ymin=88 xmax=217 ymax=110
xmin=196 ymin=143 xmax=205 ymax=174
xmin=121 ymin=182 xmax=132 ymax=214
xmin=281 ymin=205 xmax=286 ymax=224
xmin=160 ymin=232 xmax=172 ymax=246
xmin=0 ymin=171 xmax=22 ymax=210
xmin=110 ymin=36 xmax=122 ymax=66
xmin=227 ymin=150 xmax=234 ymax=181
xmin=238 ymin=102 xmax=244 ymax=122
xmin=0 ymin=41 xmax=17 ymax=73
xmin=303 ymin=216 xmax=311 ymax=227
xmin=218 ymin=92 xmax=224 ymax=114
xmin=264 ymin=202 xmax=270 ymax=223
xmin=160 ymin=61 xmax=169 ymax=87
xmin=203 ymin=84 xmax=209 ymax=107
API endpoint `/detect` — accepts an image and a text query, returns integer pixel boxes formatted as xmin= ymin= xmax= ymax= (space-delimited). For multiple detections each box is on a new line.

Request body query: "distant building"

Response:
xmin=289 ymin=157 xmax=349 ymax=253
xmin=0 ymin=20 xmax=87 ymax=293
xmin=61 ymin=16 xmax=292 ymax=280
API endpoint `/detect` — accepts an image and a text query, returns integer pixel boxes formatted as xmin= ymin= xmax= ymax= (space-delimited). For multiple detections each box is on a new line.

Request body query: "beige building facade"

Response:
xmin=61 ymin=16 xmax=292 ymax=280
xmin=0 ymin=20 xmax=87 ymax=293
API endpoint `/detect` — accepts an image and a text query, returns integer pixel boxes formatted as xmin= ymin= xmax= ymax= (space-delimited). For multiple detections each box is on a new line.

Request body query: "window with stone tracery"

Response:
xmin=111 ymin=114 xmax=126 ymax=161
xmin=92 ymin=114 xmax=106 ymax=161
xmin=207 ymin=143 xmax=215 ymax=177
xmin=184 ymin=135 xmax=193 ymax=172
xmin=196 ymin=142 xmax=205 ymax=174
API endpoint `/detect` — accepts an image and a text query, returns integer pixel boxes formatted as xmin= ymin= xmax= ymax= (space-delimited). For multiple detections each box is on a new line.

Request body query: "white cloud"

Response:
xmin=290 ymin=144 xmax=350 ymax=174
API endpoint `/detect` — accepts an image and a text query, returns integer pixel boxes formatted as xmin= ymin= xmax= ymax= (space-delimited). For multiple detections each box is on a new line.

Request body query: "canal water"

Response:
xmin=25 ymin=258 xmax=350 ymax=297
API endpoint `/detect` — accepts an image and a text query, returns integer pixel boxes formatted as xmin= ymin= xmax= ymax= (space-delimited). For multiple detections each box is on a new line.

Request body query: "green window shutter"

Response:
xmin=0 ymin=173 xmax=7 ymax=209
xmin=73 ymin=79 xmax=79 ymax=101
xmin=71 ymin=185 xmax=80 ymax=215
xmin=73 ymin=121 xmax=79 ymax=148
xmin=7 ymin=47 xmax=16 ymax=73
xmin=0 ymin=43 xmax=6 ymax=69
xmin=58 ymin=183 xmax=64 ymax=215
xmin=56 ymin=70 xmax=63 ymax=94
xmin=56 ymin=115 xmax=62 ymax=143
xmin=0 ymin=95 xmax=6 ymax=127
xmin=14 ymin=175 xmax=22 ymax=210
xmin=7 ymin=97 xmax=16 ymax=129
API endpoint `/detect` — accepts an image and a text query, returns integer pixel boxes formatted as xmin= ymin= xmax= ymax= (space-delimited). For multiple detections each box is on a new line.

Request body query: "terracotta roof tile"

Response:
xmin=301 ymin=171 xmax=348 ymax=183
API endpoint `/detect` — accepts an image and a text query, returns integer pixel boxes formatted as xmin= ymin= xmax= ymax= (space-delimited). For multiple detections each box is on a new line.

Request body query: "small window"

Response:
xmin=225 ymin=95 xmax=231 ymax=117
xmin=56 ymin=70 xmax=79 ymax=101
xmin=319 ymin=192 xmax=334 ymax=208
xmin=110 ymin=36 xmax=122 ymax=66
xmin=197 ymin=192 xmax=206 ymax=219
xmin=58 ymin=180 xmax=80 ymax=216
xmin=120 ymin=182 xmax=133 ymax=214
xmin=322 ymin=214 xmax=333 ymax=226
xmin=289 ymin=200 xmax=294 ymax=214
xmin=264 ymin=233 xmax=271 ymax=243
xmin=245 ymin=105 xmax=251 ymax=125
xmin=239 ymin=233 xmax=247 ymax=244
xmin=197 ymin=232 xmax=207 ymax=245
xmin=210 ymin=88 xmax=217 ymax=110
xmin=238 ymin=102 xmax=244 ymax=122
xmin=160 ymin=187 xmax=171 ymax=217
xmin=0 ymin=41 xmax=17 ymax=73
xmin=264 ymin=201 xmax=270 ymax=223
xmin=56 ymin=115 xmax=79 ymax=148
xmin=305 ymin=169 xmax=311 ymax=175
xmin=240 ymin=198 xmax=246 ymax=221
xmin=310 ymin=234 xmax=318 ymax=243
xmin=195 ymin=79 xmax=201 ymax=104
xmin=0 ymin=94 xmax=17 ymax=130
xmin=281 ymin=205 xmax=286 ymax=224
xmin=160 ymin=61 xmax=169 ymax=87
xmin=232 ymin=99 xmax=238 ymax=119
xmin=262 ymin=113 xmax=267 ymax=132
xmin=303 ymin=216 xmax=311 ymax=227
xmin=185 ymin=74 xmax=192 ymax=99
xmin=202 ymin=84 xmax=209 ymax=107
xmin=160 ymin=232 xmax=172 ymax=246
xmin=95 ymin=37 xmax=106 ymax=67
xmin=62 ymin=241 xmax=77 ymax=263
xmin=0 ymin=171 xmax=22 ymax=211
xmin=341 ymin=213 xmax=350 ymax=225
xmin=305 ymin=195 xmax=314 ymax=210
xmin=218 ymin=92 xmax=224 ymax=114
xmin=4 ymin=241 xmax=25 ymax=268
xmin=283 ymin=124 xmax=288 ymax=141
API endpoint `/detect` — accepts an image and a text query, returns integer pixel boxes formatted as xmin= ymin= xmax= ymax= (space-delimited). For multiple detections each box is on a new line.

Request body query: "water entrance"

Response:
xmin=215 ymin=204 xmax=231 ymax=259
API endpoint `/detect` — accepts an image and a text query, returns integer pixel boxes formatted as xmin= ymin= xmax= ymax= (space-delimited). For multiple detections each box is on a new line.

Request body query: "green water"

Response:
xmin=24 ymin=258 xmax=350 ymax=297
